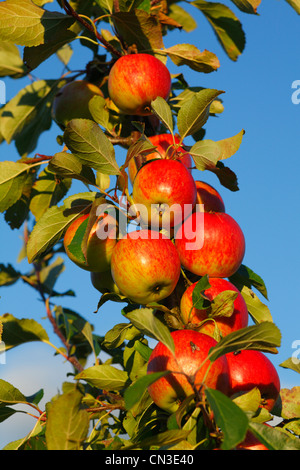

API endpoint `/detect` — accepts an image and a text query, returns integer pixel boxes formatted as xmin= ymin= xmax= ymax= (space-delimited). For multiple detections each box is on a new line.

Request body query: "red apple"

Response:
xmin=195 ymin=181 xmax=225 ymax=213
xmin=132 ymin=159 xmax=197 ymax=229
xmin=63 ymin=211 xmax=118 ymax=272
xmin=236 ymin=427 xmax=271 ymax=450
xmin=226 ymin=350 xmax=281 ymax=412
xmin=52 ymin=80 xmax=104 ymax=128
xmin=180 ymin=278 xmax=248 ymax=338
xmin=174 ymin=212 xmax=245 ymax=278
xmin=110 ymin=229 xmax=181 ymax=305
xmin=90 ymin=270 xmax=121 ymax=295
xmin=128 ymin=133 xmax=192 ymax=184
xmin=107 ymin=53 xmax=171 ymax=116
xmin=147 ymin=329 xmax=230 ymax=414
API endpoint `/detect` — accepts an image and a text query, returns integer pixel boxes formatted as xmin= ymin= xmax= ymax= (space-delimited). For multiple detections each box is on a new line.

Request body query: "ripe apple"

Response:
xmin=236 ymin=427 xmax=271 ymax=450
xmin=147 ymin=329 xmax=230 ymax=414
xmin=63 ymin=211 xmax=118 ymax=272
xmin=52 ymin=80 xmax=104 ymax=128
xmin=174 ymin=212 xmax=245 ymax=278
xmin=180 ymin=278 xmax=248 ymax=338
xmin=195 ymin=181 xmax=225 ymax=213
xmin=90 ymin=270 xmax=121 ymax=295
xmin=132 ymin=159 xmax=197 ymax=229
xmin=226 ymin=349 xmax=281 ymax=412
xmin=107 ymin=53 xmax=171 ymax=116
xmin=110 ymin=229 xmax=181 ymax=305
xmin=128 ymin=133 xmax=192 ymax=184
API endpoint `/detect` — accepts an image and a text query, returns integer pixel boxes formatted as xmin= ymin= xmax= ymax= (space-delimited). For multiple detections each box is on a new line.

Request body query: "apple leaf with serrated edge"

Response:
xmin=26 ymin=192 xmax=97 ymax=263
xmin=207 ymin=321 xmax=281 ymax=363
xmin=75 ymin=364 xmax=129 ymax=391
xmin=177 ymin=89 xmax=224 ymax=139
xmin=151 ymin=97 xmax=174 ymax=134
xmin=63 ymin=119 xmax=121 ymax=175
xmin=124 ymin=308 xmax=175 ymax=355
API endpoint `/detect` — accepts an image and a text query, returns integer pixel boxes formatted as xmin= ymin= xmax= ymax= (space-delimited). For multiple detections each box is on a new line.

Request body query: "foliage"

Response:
xmin=0 ymin=0 xmax=300 ymax=451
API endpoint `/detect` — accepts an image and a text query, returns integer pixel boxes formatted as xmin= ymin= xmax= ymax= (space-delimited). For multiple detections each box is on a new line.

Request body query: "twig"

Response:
xmin=61 ymin=0 xmax=122 ymax=58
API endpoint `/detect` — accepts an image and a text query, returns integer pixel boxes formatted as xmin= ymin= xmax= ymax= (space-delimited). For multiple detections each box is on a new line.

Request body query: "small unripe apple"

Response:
xmin=180 ymin=278 xmax=248 ymax=338
xmin=195 ymin=181 xmax=225 ymax=213
xmin=226 ymin=349 xmax=281 ymax=412
xmin=108 ymin=53 xmax=171 ymax=116
xmin=128 ymin=133 xmax=192 ymax=184
xmin=52 ymin=80 xmax=104 ymax=128
xmin=110 ymin=229 xmax=181 ymax=305
xmin=175 ymin=212 xmax=245 ymax=278
xmin=63 ymin=211 xmax=118 ymax=272
xmin=147 ymin=329 xmax=230 ymax=414
xmin=132 ymin=159 xmax=197 ymax=229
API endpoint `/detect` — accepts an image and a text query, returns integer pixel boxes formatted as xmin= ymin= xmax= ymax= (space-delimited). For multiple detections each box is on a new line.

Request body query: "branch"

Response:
xmin=62 ymin=0 xmax=122 ymax=58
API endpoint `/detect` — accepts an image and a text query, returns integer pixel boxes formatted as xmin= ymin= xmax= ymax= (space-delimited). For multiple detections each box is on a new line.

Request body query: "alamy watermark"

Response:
xmin=291 ymin=340 xmax=300 ymax=365
xmin=0 ymin=341 xmax=6 ymax=365
xmin=291 ymin=80 xmax=300 ymax=104
xmin=94 ymin=197 xmax=205 ymax=250
xmin=0 ymin=80 xmax=6 ymax=105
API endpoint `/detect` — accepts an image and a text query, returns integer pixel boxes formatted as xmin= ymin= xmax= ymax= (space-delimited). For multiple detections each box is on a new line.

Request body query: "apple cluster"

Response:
xmin=61 ymin=54 xmax=280 ymax=438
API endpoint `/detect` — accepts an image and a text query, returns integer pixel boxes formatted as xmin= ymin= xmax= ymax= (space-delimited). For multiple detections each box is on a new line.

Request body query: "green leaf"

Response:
xmin=63 ymin=119 xmax=120 ymax=175
xmin=151 ymin=97 xmax=174 ymax=134
xmin=229 ymin=263 xmax=268 ymax=300
xmin=0 ymin=0 xmax=75 ymax=47
xmin=189 ymin=139 xmax=221 ymax=170
xmin=0 ymin=264 xmax=21 ymax=287
xmin=125 ymin=308 xmax=175 ymax=355
xmin=75 ymin=365 xmax=129 ymax=391
xmin=205 ymin=388 xmax=248 ymax=450
xmin=241 ymin=286 xmax=273 ymax=324
xmin=0 ymin=161 xmax=31 ymax=213
xmin=230 ymin=0 xmax=261 ymax=14
xmin=279 ymin=358 xmax=300 ymax=375
xmin=164 ymin=43 xmax=220 ymax=73
xmin=208 ymin=322 xmax=281 ymax=363
xmin=29 ymin=167 xmax=72 ymax=221
xmin=0 ymin=41 xmax=27 ymax=78
xmin=45 ymin=389 xmax=89 ymax=450
xmin=177 ymin=88 xmax=224 ymax=139
xmin=26 ymin=191 xmax=97 ymax=263
xmin=192 ymin=275 xmax=211 ymax=310
xmin=48 ymin=152 xmax=96 ymax=186
xmin=124 ymin=371 xmax=169 ymax=410
xmin=0 ymin=379 xmax=27 ymax=405
xmin=112 ymin=9 xmax=163 ymax=54
xmin=248 ymin=421 xmax=300 ymax=450
xmin=168 ymin=4 xmax=197 ymax=32
xmin=0 ymin=313 xmax=49 ymax=350
xmin=285 ymin=0 xmax=300 ymax=14
xmin=192 ymin=0 xmax=246 ymax=61
xmin=216 ymin=129 xmax=245 ymax=160
xmin=0 ymin=79 xmax=61 ymax=156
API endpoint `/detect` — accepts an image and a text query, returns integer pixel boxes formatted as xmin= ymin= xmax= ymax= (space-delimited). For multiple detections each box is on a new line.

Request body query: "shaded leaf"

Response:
xmin=0 ymin=161 xmax=31 ymax=213
xmin=151 ymin=97 xmax=174 ymax=134
xmin=230 ymin=0 xmax=261 ymax=14
xmin=0 ymin=313 xmax=49 ymax=350
xmin=229 ymin=263 xmax=268 ymax=300
xmin=48 ymin=152 xmax=96 ymax=185
xmin=192 ymin=0 xmax=245 ymax=61
xmin=0 ymin=264 xmax=21 ymax=287
xmin=190 ymin=139 xmax=221 ymax=170
xmin=0 ymin=41 xmax=28 ymax=78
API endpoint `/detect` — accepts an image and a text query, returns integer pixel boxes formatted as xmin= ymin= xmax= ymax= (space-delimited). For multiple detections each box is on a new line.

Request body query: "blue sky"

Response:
xmin=0 ymin=0 xmax=300 ymax=447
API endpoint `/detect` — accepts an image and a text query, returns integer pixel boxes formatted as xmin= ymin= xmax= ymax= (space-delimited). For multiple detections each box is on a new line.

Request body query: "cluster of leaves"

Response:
xmin=0 ymin=0 xmax=300 ymax=451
